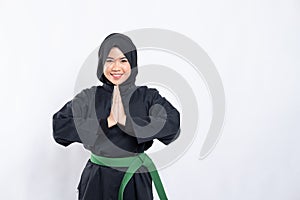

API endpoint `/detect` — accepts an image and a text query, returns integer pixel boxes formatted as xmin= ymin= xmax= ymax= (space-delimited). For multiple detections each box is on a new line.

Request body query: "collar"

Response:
xmin=102 ymin=79 xmax=137 ymax=96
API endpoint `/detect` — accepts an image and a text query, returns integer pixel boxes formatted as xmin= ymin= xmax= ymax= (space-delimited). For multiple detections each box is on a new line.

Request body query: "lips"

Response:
xmin=111 ymin=73 xmax=123 ymax=79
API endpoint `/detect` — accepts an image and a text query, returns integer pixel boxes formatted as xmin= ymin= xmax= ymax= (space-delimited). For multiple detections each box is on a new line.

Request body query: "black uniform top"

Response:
xmin=52 ymin=83 xmax=180 ymax=200
xmin=52 ymin=33 xmax=181 ymax=200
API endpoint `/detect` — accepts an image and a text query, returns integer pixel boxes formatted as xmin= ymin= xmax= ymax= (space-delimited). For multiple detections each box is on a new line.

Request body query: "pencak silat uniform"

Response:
xmin=52 ymin=33 xmax=181 ymax=200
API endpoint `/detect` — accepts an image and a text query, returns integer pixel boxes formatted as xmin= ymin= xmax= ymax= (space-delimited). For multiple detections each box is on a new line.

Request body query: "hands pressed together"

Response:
xmin=107 ymin=85 xmax=127 ymax=128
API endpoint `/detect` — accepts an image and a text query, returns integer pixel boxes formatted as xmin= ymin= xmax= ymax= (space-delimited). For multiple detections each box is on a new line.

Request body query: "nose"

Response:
xmin=111 ymin=60 xmax=121 ymax=70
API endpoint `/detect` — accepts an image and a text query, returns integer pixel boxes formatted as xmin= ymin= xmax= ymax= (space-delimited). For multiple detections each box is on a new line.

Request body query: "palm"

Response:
xmin=108 ymin=85 xmax=126 ymax=127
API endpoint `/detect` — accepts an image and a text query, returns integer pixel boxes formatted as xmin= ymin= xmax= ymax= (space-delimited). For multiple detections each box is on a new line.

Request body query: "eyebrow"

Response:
xmin=106 ymin=56 xmax=127 ymax=59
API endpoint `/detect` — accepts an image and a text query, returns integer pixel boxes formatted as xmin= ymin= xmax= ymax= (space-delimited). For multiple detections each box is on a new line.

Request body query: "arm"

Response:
xmin=52 ymin=100 xmax=82 ymax=146
xmin=52 ymin=88 xmax=101 ymax=147
xmin=121 ymin=88 xmax=181 ymax=145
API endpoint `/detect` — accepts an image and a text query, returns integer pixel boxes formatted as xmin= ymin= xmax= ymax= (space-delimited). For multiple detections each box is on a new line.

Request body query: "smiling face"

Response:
xmin=103 ymin=47 xmax=131 ymax=85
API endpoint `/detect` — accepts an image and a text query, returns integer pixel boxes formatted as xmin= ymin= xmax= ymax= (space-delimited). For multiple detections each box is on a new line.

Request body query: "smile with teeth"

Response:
xmin=111 ymin=73 xmax=123 ymax=79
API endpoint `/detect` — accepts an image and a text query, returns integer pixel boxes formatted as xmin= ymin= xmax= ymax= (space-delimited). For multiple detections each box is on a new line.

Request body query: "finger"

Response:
xmin=113 ymin=85 xmax=118 ymax=99
xmin=111 ymin=90 xmax=118 ymax=122
xmin=114 ymin=86 xmax=120 ymax=101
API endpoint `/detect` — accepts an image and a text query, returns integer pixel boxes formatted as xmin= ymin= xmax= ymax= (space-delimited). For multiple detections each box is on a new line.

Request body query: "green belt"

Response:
xmin=90 ymin=153 xmax=168 ymax=200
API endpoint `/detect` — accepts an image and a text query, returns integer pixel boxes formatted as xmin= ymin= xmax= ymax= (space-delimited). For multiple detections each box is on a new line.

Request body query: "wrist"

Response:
xmin=118 ymin=116 xmax=126 ymax=126
xmin=107 ymin=116 xmax=117 ymax=128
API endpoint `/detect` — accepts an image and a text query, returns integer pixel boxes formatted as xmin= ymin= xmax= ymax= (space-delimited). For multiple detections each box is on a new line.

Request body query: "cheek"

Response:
xmin=124 ymin=64 xmax=131 ymax=73
xmin=103 ymin=68 xmax=111 ymax=79
xmin=103 ymin=65 xmax=111 ymax=74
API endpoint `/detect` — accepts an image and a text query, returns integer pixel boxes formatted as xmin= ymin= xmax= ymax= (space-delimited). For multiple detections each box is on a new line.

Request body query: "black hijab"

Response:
xmin=97 ymin=33 xmax=138 ymax=92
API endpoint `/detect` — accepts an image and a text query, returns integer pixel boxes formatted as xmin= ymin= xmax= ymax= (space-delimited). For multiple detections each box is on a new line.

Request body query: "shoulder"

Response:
xmin=73 ymin=85 xmax=98 ymax=100
xmin=136 ymin=85 xmax=159 ymax=93
xmin=134 ymin=86 xmax=160 ymax=97
xmin=134 ymin=86 xmax=163 ymax=104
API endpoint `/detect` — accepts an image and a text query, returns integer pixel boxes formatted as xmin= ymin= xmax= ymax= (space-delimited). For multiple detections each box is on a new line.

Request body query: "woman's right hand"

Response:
xmin=107 ymin=112 xmax=117 ymax=128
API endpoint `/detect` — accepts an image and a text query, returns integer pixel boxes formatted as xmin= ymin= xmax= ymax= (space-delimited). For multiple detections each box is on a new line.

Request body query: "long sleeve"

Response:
xmin=121 ymin=88 xmax=181 ymax=145
xmin=52 ymin=100 xmax=82 ymax=146
xmin=52 ymin=87 xmax=101 ymax=147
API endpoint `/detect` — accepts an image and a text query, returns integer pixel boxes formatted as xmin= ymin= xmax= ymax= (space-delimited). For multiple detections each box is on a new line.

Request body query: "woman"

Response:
xmin=52 ymin=33 xmax=180 ymax=200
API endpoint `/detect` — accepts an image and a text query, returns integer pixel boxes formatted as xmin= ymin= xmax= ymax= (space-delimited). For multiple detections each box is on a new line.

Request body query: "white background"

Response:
xmin=1 ymin=0 xmax=299 ymax=199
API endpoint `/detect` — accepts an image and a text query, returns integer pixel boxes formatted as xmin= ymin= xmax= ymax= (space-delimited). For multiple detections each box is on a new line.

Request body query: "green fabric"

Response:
xmin=90 ymin=153 xmax=168 ymax=200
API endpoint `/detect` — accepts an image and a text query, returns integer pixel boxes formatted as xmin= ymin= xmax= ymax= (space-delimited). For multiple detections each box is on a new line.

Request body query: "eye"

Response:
xmin=105 ymin=59 xmax=113 ymax=63
xmin=121 ymin=59 xmax=128 ymax=63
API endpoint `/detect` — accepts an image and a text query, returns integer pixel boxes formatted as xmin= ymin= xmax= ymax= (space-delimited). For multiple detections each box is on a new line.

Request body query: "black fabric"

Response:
xmin=77 ymin=160 xmax=152 ymax=200
xmin=52 ymin=33 xmax=181 ymax=200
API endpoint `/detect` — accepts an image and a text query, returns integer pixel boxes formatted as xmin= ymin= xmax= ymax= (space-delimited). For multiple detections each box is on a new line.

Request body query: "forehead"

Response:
xmin=107 ymin=47 xmax=125 ymax=58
